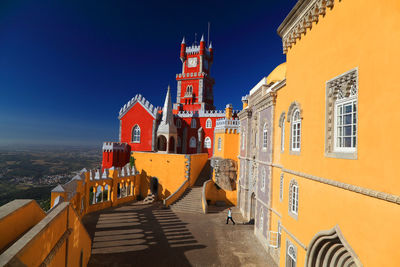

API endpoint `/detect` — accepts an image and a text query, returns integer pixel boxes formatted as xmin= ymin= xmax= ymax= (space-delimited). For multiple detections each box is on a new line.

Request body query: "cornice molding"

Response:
xmin=277 ymin=0 xmax=335 ymax=54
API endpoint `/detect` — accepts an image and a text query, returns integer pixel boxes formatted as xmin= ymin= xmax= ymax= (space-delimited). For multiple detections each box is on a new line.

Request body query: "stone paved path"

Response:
xmin=82 ymin=202 xmax=277 ymax=267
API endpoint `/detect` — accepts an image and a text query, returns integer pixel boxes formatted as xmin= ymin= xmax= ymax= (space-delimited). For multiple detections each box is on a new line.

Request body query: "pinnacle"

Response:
xmin=209 ymin=41 xmax=212 ymax=49
xmin=200 ymin=34 xmax=205 ymax=42
xmin=181 ymin=37 xmax=185 ymax=44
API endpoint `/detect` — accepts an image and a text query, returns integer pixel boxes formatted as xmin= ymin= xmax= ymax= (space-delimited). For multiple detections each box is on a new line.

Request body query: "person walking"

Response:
xmin=226 ymin=207 xmax=235 ymax=225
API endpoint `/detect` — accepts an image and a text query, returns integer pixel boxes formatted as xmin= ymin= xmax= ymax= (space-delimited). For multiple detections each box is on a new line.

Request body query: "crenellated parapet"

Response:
xmin=102 ymin=142 xmax=130 ymax=152
xmin=278 ymin=0 xmax=335 ymax=54
xmin=177 ymin=109 xmax=226 ymax=118
xmin=118 ymin=94 xmax=161 ymax=119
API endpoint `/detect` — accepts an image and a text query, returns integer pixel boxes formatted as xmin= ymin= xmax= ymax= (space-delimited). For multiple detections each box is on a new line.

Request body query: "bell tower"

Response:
xmin=173 ymin=35 xmax=215 ymax=112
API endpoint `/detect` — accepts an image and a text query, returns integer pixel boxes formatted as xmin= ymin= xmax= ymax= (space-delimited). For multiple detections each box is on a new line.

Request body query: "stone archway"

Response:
xmin=157 ymin=136 xmax=167 ymax=151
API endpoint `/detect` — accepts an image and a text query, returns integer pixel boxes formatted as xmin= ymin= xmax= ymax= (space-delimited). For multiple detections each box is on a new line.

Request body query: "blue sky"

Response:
xmin=0 ymin=0 xmax=293 ymax=146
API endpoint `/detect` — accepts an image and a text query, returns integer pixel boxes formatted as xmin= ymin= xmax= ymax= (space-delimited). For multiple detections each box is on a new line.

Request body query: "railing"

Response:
xmin=201 ymin=180 xmax=213 ymax=214
xmin=163 ymin=179 xmax=189 ymax=207
xmin=215 ymin=118 xmax=240 ymax=130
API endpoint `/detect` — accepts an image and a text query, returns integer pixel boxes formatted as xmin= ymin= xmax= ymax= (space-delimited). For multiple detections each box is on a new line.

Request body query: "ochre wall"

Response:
xmin=0 ymin=200 xmax=45 ymax=252
xmin=205 ymin=180 xmax=237 ymax=206
xmin=269 ymin=0 xmax=400 ymax=266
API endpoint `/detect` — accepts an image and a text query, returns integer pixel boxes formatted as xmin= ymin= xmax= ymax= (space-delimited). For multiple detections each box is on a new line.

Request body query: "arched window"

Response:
xmin=189 ymin=136 xmax=196 ymax=148
xmin=291 ymin=110 xmax=301 ymax=152
xmin=261 ymin=168 xmax=266 ymax=191
xmin=206 ymin=118 xmax=212 ymax=128
xmin=191 ymin=118 xmax=197 ymax=128
xmin=286 ymin=242 xmax=297 ymax=267
xmin=279 ymin=113 xmax=286 ymax=152
xmin=217 ymin=137 xmax=222 ymax=151
xmin=263 ymin=123 xmax=268 ymax=149
xmin=289 ymin=179 xmax=299 ymax=217
xmin=204 ymin=137 xmax=211 ymax=148
xmin=132 ymin=125 xmax=140 ymax=143
xmin=186 ymin=85 xmax=193 ymax=94
xmin=176 ymin=119 xmax=181 ymax=128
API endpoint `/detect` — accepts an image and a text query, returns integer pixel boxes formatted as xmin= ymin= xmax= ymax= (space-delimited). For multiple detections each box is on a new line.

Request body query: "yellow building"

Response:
xmin=263 ymin=0 xmax=400 ymax=266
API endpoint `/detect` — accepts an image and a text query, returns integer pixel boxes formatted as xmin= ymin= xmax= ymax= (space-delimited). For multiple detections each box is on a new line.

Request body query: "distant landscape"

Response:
xmin=0 ymin=144 xmax=102 ymax=210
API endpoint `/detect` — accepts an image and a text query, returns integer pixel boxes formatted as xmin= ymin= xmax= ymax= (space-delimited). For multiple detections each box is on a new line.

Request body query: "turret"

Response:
xmin=180 ymin=37 xmax=186 ymax=62
xmin=225 ymin=104 xmax=233 ymax=119
xmin=200 ymin=34 xmax=205 ymax=55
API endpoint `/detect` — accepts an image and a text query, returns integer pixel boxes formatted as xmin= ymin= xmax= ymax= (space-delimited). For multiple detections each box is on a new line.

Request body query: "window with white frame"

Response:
xmin=217 ymin=137 xmax=222 ymax=151
xmin=325 ymin=68 xmax=358 ymax=158
xmin=132 ymin=125 xmax=140 ymax=143
xmin=291 ymin=110 xmax=301 ymax=152
xmin=261 ymin=168 xmax=266 ymax=191
xmin=334 ymin=89 xmax=357 ymax=152
xmin=206 ymin=118 xmax=212 ymax=128
xmin=176 ymin=119 xmax=181 ymax=128
xmin=189 ymin=137 xmax=196 ymax=148
xmin=191 ymin=118 xmax=197 ymax=128
xmin=289 ymin=179 xmax=299 ymax=216
xmin=286 ymin=242 xmax=297 ymax=267
xmin=280 ymin=173 xmax=284 ymax=202
xmin=263 ymin=123 xmax=268 ymax=150
xmin=204 ymin=137 xmax=211 ymax=148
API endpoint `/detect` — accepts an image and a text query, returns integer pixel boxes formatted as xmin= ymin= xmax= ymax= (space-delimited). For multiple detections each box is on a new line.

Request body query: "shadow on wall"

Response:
xmin=82 ymin=203 xmax=207 ymax=266
xmin=138 ymin=170 xmax=172 ymax=200
xmin=206 ymin=181 xmax=236 ymax=207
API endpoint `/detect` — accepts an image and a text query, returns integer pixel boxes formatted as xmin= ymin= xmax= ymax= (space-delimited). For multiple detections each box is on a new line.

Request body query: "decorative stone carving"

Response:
xmin=211 ymin=157 xmax=237 ymax=191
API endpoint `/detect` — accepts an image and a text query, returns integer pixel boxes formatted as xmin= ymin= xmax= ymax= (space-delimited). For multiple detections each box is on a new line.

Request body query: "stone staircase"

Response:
xmin=169 ymin=160 xmax=211 ymax=213
xmin=169 ymin=186 xmax=203 ymax=213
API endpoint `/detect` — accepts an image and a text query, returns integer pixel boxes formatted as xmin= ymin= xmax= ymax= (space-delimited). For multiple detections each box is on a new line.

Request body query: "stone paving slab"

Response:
xmin=82 ymin=202 xmax=277 ymax=267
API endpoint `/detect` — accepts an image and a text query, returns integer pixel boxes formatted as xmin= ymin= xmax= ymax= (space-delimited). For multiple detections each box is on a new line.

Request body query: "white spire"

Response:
xmin=157 ymin=86 xmax=177 ymax=135
xmin=200 ymin=34 xmax=205 ymax=42
xmin=181 ymin=37 xmax=185 ymax=44
xmin=209 ymin=41 xmax=212 ymax=49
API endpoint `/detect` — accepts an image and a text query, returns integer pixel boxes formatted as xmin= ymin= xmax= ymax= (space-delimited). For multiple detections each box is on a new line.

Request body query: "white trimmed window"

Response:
xmin=334 ymin=91 xmax=357 ymax=152
xmin=206 ymin=118 xmax=212 ymax=128
xmin=279 ymin=173 xmax=284 ymax=202
xmin=189 ymin=137 xmax=196 ymax=148
xmin=217 ymin=137 xmax=222 ymax=151
xmin=191 ymin=118 xmax=197 ymax=128
xmin=291 ymin=110 xmax=301 ymax=152
xmin=263 ymin=123 xmax=268 ymax=150
xmin=204 ymin=137 xmax=211 ymax=148
xmin=132 ymin=125 xmax=140 ymax=143
xmin=286 ymin=242 xmax=297 ymax=267
xmin=261 ymin=168 xmax=266 ymax=191
xmin=176 ymin=119 xmax=181 ymax=128
xmin=289 ymin=179 xmax=299 ymax=216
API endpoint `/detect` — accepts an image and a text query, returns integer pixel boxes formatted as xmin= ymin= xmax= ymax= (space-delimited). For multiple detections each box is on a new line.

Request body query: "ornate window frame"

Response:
xmin=206 ymin=118 xmax=212 ymax=128
xmin=262 ymin=123 xmax=268 ymax=150
xmin=204 ymin=137 xmax=211 ymax=148
xmin=287 ymin=102 xmax=302 ymax=155
xmin=288 ymin=179 xmax=299 ymax=220
xmin=325 ymin=68 xmax=358 ymax=160
xmin=217 ymin=137 xmax=222 ymax=151
xmin=279 ymin=173 xmax=284 ymax=202
xmin=132 ymin=125 xmax=141 ymax=143
xmin=279 ymin=112 xmax=286 ymax=152
xmin=286 ymin=240 xmax=297 ymax=267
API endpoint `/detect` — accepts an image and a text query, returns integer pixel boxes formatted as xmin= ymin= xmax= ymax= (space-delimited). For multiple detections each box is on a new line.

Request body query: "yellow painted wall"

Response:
xmin=205 ymin=180 xmax=237 ymax=206
xmin=269 ymin=0 xmax=400 ymax=266
xmin=0 ymin=200 xmax=45 ymax=252
xmin=188 ymin=153 xmax=209 ymax=186
xmin=213 ymin=131 xmax=239 ymax=161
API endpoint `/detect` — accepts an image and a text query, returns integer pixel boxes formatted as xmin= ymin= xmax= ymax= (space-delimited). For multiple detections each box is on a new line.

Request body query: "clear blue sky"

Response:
xmin=0 ymin=0 xmax=293 ymax=146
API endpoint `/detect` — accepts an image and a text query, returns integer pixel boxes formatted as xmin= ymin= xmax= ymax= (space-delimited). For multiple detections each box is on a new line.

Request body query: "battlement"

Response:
xmin=176 ymin=72 xmax=207 ymax=79
xmin=102 ymin=142 xmax=129 ymax=152
xmin=118 ymin=94 xmax=161 ymax=119
xmin=177 ymin=109 xmax=225 ymax=118
xmin=185 ymin=45 xmax=211 ymax=55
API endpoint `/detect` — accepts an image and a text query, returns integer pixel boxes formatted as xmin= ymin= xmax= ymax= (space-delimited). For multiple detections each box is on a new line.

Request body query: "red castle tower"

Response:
xmin=173 ymin=35 xmax=214 ymax=112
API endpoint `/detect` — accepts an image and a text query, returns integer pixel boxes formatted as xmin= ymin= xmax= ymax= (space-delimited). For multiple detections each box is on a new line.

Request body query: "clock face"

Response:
xmin=188 ymin=57 xmax=198 ymax=68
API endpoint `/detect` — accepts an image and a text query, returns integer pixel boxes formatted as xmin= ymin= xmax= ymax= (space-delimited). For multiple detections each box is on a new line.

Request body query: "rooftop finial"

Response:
xmin=200 ymin=34 xmax=204 ymax=42
xmin=181 ymin=37 xmax=185 ymax=44
xmin=209 ymin=41 xmax=213 ymax=49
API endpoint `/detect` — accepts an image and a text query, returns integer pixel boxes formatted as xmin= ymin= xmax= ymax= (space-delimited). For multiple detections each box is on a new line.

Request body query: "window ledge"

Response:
xmin=289 ymin=150 xmax=300 ymax=156
xmin=325 ymin=151 xmax=357 ymax=160
xmin=288 ymin=211 xmax=298 ymax=220
xmin=132 ymin=141 xmax=140 ymax=144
